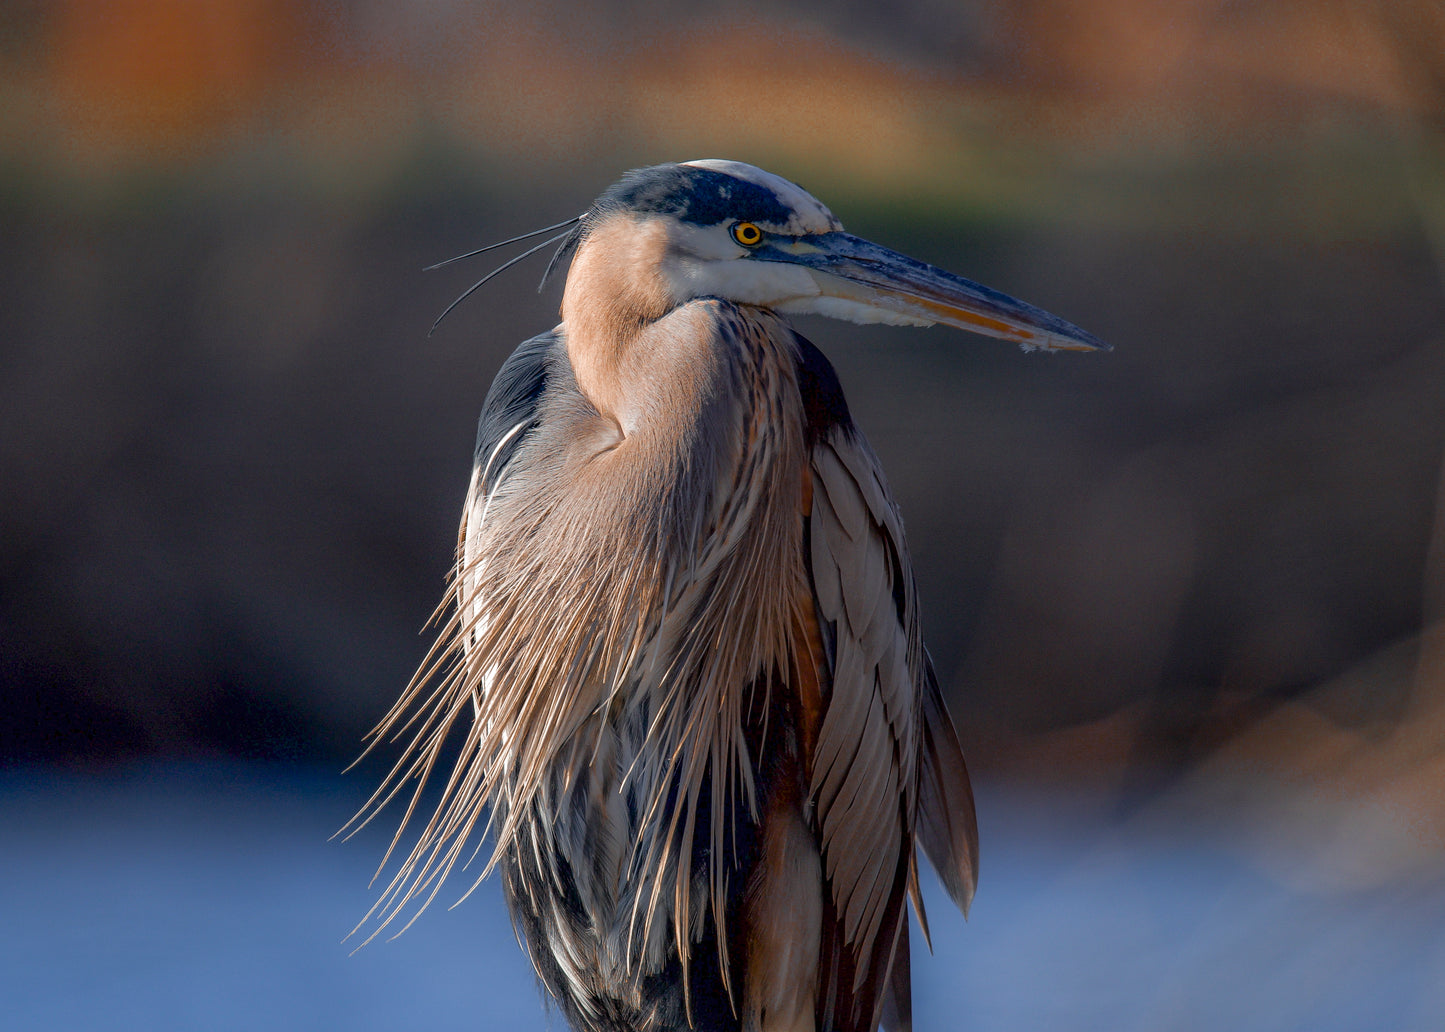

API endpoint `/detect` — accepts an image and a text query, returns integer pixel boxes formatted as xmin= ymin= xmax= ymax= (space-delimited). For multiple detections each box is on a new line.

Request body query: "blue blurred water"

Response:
xmin=2 ymin=763 xmax=1441 ymax=1031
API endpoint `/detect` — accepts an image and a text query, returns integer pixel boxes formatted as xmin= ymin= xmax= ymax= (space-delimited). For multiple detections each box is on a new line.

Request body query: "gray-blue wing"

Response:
xmin=459 ymin=329 xmax=565 ymax=650
xmin=472 ymin=329 xmax=563 ymax=490
xmin=798 ymin=333 xmax=977 ymax=1032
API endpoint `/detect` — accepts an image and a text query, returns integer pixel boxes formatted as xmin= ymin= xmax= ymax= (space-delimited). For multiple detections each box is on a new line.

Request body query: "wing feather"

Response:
xmin=830 ymin=432 xmax=894 ymax=526
xmin=810 ymin=488 xmax=846 ymax=618
xmin=804 ymin=418 xmax=978 ymax=1028
xmin=814 ymin=442 xmax=871 ymax=543
xmin=879 ymin=919 xmax=912 ymax=1032
xmin=814 ymin=631 xmax=868 ymax=806
xmin=916 ymin=655 xmax=979 ymax=917
xmin=806 ymin=428 xmax=924 ymax=1028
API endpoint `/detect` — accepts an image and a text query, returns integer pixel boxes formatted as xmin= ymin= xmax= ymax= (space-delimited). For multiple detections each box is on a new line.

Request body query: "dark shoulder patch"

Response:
xmin=792 ymin=331 xmax=853 ymax=447
xmin=473 ymin=330 xmax=562 ymax=489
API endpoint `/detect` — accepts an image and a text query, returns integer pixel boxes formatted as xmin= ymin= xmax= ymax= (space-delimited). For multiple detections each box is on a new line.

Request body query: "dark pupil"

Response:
xmin=739 ymin=224 xmax=757 ymax=242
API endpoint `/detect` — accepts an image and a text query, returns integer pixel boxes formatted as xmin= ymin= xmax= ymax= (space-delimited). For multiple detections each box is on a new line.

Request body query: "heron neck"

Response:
xmin=561 ymin=214 xmax=679 ymax=422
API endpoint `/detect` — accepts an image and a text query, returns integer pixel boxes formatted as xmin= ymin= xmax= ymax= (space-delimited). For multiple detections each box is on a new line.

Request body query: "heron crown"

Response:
xmin=592 ymin=160 xmax=841 ymax=237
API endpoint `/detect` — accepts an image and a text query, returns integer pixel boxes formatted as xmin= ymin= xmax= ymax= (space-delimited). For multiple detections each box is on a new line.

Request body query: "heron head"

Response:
xmin=570 ymin=159 xmax=1106 ymax=353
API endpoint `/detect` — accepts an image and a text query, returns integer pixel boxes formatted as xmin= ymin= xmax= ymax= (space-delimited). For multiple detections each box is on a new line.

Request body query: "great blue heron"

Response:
xmin=349 ymin=160 xmax=1105 ymax=1032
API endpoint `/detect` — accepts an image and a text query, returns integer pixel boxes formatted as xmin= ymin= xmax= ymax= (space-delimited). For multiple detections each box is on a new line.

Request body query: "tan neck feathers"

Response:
xmin=562 ymin=213 xmax=675 ymax=419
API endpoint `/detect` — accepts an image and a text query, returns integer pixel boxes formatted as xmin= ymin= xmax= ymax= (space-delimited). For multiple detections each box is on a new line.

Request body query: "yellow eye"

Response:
xmin=731 ymin=221 xmax=763 ymax=247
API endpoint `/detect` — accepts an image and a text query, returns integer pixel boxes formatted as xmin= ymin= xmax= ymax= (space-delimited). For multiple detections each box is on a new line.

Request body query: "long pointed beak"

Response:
xmin=760 ymin=232 xmax=1108 ymax=353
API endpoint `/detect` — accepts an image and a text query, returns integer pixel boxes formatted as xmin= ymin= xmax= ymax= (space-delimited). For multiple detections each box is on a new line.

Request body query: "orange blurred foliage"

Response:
xmin=47 ymin=0 xmax=301 ymax=161
xmin=12 ymin=0 xmax=1443 ymax=174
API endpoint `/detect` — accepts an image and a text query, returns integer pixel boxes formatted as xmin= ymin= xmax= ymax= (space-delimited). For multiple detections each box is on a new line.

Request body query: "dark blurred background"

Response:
xmin=3 ymin=1 xmax=1445 ymax=1029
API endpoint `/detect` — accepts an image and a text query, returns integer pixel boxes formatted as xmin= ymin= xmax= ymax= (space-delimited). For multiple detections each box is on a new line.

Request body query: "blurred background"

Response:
xmin=3 ymin=1 xmax=1445 ymax=1029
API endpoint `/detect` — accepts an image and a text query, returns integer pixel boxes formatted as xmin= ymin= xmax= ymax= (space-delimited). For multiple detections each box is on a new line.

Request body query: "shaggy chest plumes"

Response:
xmin=480 ymin=307 xmax=814 ymax=1028
xmin=362 ymin=300 xmax=818 ymax=1029
xmin=354 ymin=160 xmax=1036 ymax=1032
xmin=473 ymin=300 xmax=811 ymax=891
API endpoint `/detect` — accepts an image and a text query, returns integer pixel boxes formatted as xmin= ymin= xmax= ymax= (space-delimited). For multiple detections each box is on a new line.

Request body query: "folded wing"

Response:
xmin=805 ymin=419 xmax=978 ymax=1032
